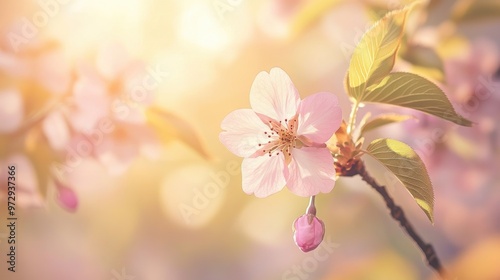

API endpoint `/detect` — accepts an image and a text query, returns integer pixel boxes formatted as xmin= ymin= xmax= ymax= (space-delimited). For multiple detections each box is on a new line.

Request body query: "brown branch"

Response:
xmin=356 ymin=162 xmax=446 ymax=278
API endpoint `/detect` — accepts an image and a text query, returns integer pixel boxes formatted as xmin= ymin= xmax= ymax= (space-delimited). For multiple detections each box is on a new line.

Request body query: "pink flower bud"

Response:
xmin=56 ymin=183 xmax=78 ymax=212
xmin=293 ymin=213 xmax=325 ymax=252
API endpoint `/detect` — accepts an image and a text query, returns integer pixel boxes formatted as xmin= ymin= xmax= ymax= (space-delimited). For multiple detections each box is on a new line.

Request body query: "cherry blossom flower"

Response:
xmin=0 ymin=42 xmax=161 ymax=211
xmin=63 ymin=44 xmax=161 ymax=174
xmin=68 ymin=43 xmax=150 ymax=133
xmin=0 ymin=43 xmax=78 ymax=211
xmin=219 ymin=67 xmax=342 ymax=197
xmin=0 ymin=43 xmax=74 ymax=153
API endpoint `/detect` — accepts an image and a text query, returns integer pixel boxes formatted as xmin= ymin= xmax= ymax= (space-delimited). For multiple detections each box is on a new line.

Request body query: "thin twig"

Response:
xmin=356 ymin=161 xmax=446 ymax=278
xmin=346 ymin=102 xmax=359 ymax=135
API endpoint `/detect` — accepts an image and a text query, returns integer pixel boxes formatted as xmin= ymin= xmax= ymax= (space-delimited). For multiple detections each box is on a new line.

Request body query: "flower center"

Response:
xmin=259 ymin=117 xmax=299 ymax=157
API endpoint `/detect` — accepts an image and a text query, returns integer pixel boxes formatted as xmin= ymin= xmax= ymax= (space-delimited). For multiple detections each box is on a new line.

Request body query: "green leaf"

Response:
xmin=362 ymin=72 xmax=472 ymax=126
xmin=452 ymin=0 xmax=500 ymax=22
xmin=146 ymin=106 xmax=211 ymax=159
xmin=346 ymin=4 xmax=415 ymax=101
xmin=360 ymin=114 xmax=413 ymax=135
xmin=366 ymin=138 xmax=434 ymax=223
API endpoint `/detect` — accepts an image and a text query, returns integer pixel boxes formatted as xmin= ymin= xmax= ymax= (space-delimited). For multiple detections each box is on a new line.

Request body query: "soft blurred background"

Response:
xmin=0 ymin=0 xmax=499 ymax=279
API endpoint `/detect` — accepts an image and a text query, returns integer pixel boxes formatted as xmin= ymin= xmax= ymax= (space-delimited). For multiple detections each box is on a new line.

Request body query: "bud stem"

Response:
xmin=306 ymin=196 xmax=316 ymax=215
xmin=305 ymin=196 xmax=317 ymax=224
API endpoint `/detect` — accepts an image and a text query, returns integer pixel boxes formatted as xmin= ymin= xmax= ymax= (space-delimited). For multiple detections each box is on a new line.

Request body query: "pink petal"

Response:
xmin=293 ymin=214 xmax=325 ymax=252
xmin=42 ymin=110 xmax=70 ymax=150
xmin=287 ymin=147 xmax=335 ymax=197
xmin=219 ymin=109 xmax=271 ymax=157
xmin=113 ymin=101 xmax=147 ymax=124
xmin=96 ymin=43 xmax=131 ymax=81
xmin=241 ymin=154 xmax=287 ymax=197
xmin=34 ymin=50 xmax=71 ymax=95
xmin=56 ymin=182 xmax=79 ymax=212
xmin=91 ymin=122 xmax=159 ymax=175
xmin=297 ymin=92 xmax=342 ymax=143
xmin=94 ymin=131 xmax=137 ymax=175
xmin=250 ymin=67 xmax=300 ymax=123
xmin=70 ymin=69 xmax=111 ymax=132
xmin=0 ymin=51 xmax=29 ymax=77
xmin=0 ymin=89 xmax=23 ymax=133
xmin=120 ymin=61 xmax=153 ymax=106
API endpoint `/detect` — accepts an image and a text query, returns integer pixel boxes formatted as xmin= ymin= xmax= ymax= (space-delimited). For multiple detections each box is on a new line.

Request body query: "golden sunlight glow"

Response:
xmin=178 ymin=3 xmax=230 ymax=52
xmin=238 ymin=193 xmax=300 ymax=245
xmin=160 ymin=164 xmax=227 ymax=229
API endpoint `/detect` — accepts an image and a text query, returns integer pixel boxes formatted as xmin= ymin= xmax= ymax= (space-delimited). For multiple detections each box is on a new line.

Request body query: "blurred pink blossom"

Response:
xmin=0 ymin=44 xmax=71 ymax=95
xmin=0 ymin=43 xmax=75 ymax=211
xmin=68 ymin=43 xmax=151 ymax=133
xmin=64 ymin=43 xmax=160 ymax=174
xmin=93 ymin=123 xmax=160 ymax=175
xmin=396 ymin=40 xmax=499 ymax=165
xmin=0 ymin=42 xmax=163 ymax=212
xmin=444 ymin=40 xmax=500 ymax=111
xmin=257 ymin=0 xmax=305 ymax=38
xmin=0 ymin=89 xmax=23 ymax=133
xmin=395 ymin=39 xmax=500 ymax=246
xmin=42 ymin=110 xmax=71 ymax=151
xmin=0 ymin=44 xmax=71 ymax=138
xmin=219 ymin=67 xmax=342 ymax=197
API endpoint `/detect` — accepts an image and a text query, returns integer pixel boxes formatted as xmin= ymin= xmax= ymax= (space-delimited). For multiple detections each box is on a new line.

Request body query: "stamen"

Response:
xmin=258 ymin=118 xmax=298 ymax=157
